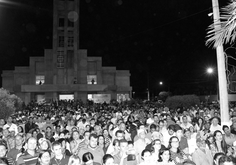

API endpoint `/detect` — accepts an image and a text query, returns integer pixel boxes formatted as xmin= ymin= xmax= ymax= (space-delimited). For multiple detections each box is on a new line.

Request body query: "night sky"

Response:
xmin=0 ymin=0 xmax=230 ymax=98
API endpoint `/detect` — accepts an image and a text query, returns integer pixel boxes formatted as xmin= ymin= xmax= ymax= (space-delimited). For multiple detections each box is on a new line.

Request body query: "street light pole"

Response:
xmin=211 ymin=0 xmax=229 ymax=123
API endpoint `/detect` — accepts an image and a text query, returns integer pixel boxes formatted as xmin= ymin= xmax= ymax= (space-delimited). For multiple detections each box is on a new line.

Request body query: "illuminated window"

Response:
xmin=87 ymin=75 xmax=97 ymax=84
xmin=36 ymin=75 xmax=45 ymax=85
xmin=117 ymin=94 xmax=130 ymax=102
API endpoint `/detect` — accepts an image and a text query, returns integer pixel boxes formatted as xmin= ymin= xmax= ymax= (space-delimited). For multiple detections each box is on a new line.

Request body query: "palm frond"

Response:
xmin=206 ymin=1 xmax=236 ymax=48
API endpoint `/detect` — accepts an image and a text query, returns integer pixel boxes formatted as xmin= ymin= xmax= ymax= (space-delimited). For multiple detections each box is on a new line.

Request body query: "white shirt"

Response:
xmin=3 ymin=123 xmax=18 ymax=135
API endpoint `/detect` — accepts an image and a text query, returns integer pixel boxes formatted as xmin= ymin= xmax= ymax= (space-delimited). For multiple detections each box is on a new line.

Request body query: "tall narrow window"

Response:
xmin=36 ymin=75 xmax=45 ymax=85
xmin=68 ymin=37 xmax=74 ymax=47
xmin=68 ymin=20 xmax=74 ymax=27
xmin=58 ymin=36 xmax=64 ymax=47
xmin=57 ymin=51 xmax=64 ymax=68
xmin=59 ymin=18 xmax=64 ymax=27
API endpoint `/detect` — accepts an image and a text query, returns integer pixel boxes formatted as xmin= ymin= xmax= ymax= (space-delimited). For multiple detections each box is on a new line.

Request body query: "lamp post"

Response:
xmin=211 ymin=0 xmax=229 ymax=123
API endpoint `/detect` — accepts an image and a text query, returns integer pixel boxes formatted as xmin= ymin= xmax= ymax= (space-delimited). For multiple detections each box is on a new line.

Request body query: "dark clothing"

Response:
xmin=51 ymin=155 xmax=70 ymax=165
xmin=24 ymin=122 xmax=38 ymax=133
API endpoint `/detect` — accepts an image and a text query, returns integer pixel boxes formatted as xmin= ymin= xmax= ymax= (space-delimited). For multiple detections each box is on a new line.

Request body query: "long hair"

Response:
xmin=168 ymin=136 xmax=181 ymax=154
xmin=213 ymin=130 xmax=228 ymax=154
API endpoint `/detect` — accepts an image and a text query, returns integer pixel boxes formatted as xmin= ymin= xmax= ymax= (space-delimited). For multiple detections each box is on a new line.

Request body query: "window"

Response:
xmin=87 ymin=75 xmax=97 ymax=84
xmin=59 ymin=18 xmax=65 ymax=27
xmin=58 ymin=36 xmax=64 ymax=47
xmin=68 ymin=20 xmax=74 ymax=27
xmin=68 ymin=30 xmax=73 ymax=36
xmin=57 ymin=51 xmax=64 ymax=68
xmin=36 ymin=75 xmax=45 ymax=85
xmin=68 ymin=37 xmax=74 ymax=47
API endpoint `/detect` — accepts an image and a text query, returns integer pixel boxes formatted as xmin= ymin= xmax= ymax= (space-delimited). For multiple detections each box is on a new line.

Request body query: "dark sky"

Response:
xmin=0 ymin=0 xmax=230 ymax=98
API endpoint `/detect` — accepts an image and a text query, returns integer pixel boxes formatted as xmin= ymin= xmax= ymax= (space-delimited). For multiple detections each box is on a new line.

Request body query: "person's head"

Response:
xmin=218 ymin=155 xmax=234 ymax=165
xmin=98 ymin=135 xmax=105 ymax=146
xmin=223 ymin=125 xmax=231 ymax=136
xmin=167 ymin=125 xmax=175 ymax=135
xmin=38 ymin=150 xmax=51 ymax=165
xmin=2 ymin=129 xmax=9 ymax=138
xmin=17 ymin=126 xmax=24 ymax=133
xmin=182 ymin=116 xmax=188 ymax=123
xmin=182 ymin=160 xmax=196 ymax=165
xmin=152 ymin=139 xmax=162 ymax=152
xmin=82 ymin=152 xmax=94 ymax=165
xmin=27 ymin=137 xmax=37 ymax=151
xmin=89 ymin=133 xmax=98 ymax=149
xmin=102 ymin=154 xmax=114 ymax=165
xmin=118 ymin=123 xmax=126 ymax=131
xmin=7 ymin=137 xmax=15 ymax=150
xmin=52 ymin=141 xmax=62 ymax=157
xmin=149 ymin=124 xmax=156 ymax=133
xmin=112 ymin=139 xmax=120 ymax=151
xmin=159 ymin=120 xmax=164 ymax=128
xmin=168 ymin=136 xmax=179 ymax=149
xmin=72 ymin=131 xmax=80 ymax=141
xmin=46 ymin=126 xmax=52 ymax=133
xmin=204 ymin=122 xmax=211 ymax=130
xmin=0 ymin=141 xmax=7 ymax=157
xmin=214 ymin=130 xmax=223 ymax=142
xmin=15 ymin=134 xmax=24 ymax=147
xmin=184 ymin=129 xmax=191 ymax=139
xmin=212 ymin=117 xmax=219 ymax=126
xmin=68 ymin=155 xmax=81 ymax=165
xmin=158 ymin=149 xmax=170 ymax=162
xmin=32 ymin=130 xmax=38 ymax=138
xmin=7 ymin=117 xmax=12 ymax=124
xmin=115 ymin=130 xmax=124 ymax=140
xmin=196 ymin=138 xmax=206 ymax=149
xmin=138 ymin=129 xmax=146 ymax=139
xmin=141 ymin=149 xmax=151 ymax=162
xmin=0 ymin=119 xmax=5 ymax=126
xmin=175 ymin=125 xmax=183 ymax=138
xmin=214 ymin=152 xmax=225 ymax=165
xmin=84 ymin=131 xmax=91 ymax=141
xmin=119 ymin=139 xmax=128 ymax=153
xmin=39 ymin=138 xmax=50 ymax=150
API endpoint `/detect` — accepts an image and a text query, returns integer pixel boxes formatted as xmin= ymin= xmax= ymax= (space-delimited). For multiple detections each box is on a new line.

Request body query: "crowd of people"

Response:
xmin=0 ymin=99 xmax=235 ymax=165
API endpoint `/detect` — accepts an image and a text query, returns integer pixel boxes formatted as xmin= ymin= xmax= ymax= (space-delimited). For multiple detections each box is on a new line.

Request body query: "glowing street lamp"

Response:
xmin=207 ymin=67 xmax=214 ymax=74
xmin=159 ymin=81 xmax=163 ymax=85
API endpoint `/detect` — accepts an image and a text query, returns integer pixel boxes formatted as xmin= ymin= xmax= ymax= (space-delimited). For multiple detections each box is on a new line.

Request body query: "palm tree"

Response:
xmin=206 ymin=0 xmax=236 ymax=48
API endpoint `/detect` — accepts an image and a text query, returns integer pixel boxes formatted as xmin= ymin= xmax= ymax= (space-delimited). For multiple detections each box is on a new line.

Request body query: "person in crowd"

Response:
xmin=218 ymin=155 xmax=234 ymax=165
xmin=213 ymin=153 xmax=225 ymax=165
xmin=0 ymin=140 xmax=14 ymax=165
xmin=102 ymin=154 xmax=114 ymax=165
xmin=192 ymin=138 xmax=213 ymax=165
xmin=222 ymin=125 xmax=236 ymax=146
xmin=98 ymin=135 xmax=107 ymax=153
xmin=79 ymin=134 xmax=104 ymax=165
xmin=211 ymin=130 xmax=228 ymax=156
xmin=38 ymin=138 xmax=51 ymax=152
xmin=24 ymin=117 xmax=38 ymax=134
xmin=184 ymin=128 xmax=197 ymax=155
xmin=158 ymin=148 xmax=175 ymax=165
xmin=57 ymin=138 xmax=71 ymax=156
xmin=168 ymin=136 xmax=184 ymax=165
xmin=82 ymin=152 xmax=100 ymax=165
xmin=138 ymin=149 xmax=155 ymax=165
xmin=68 ymin=155 xmax=81 ymax=165
xmin=180 ymin=116 xmax=193 ymax=130
xmin=51 ymin=141 xmax=70 ymax=165
xmin=162 ymin=125 xmax=176 ymax=148
xmin=3 ymin=117 xmax=18 ymax=136
xmin=36 ymin=150 xmax=51 ymax=165
xmin=210 ymin=117 xmax=222 ymax=134
xmin=197 ymin=117 xmax=204 ymax=131
xmin=149 ymin=139 xmax=162 ymax=162
xmin=7 ymin=135 xmax=24 ymax=162
xmin=17 ymin=137 xmax=39 ymax=165
xmin=134 ymin=129 xmax=151 ymax=162
xmin=78 ymin=131 xmax=90 ymax=153
xmin=113 ymin=139 xmax=129 ymax=165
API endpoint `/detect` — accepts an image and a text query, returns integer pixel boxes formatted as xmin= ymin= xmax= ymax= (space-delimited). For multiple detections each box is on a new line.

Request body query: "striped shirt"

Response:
xmin=16 ymin=151 xmax=39 ymax=165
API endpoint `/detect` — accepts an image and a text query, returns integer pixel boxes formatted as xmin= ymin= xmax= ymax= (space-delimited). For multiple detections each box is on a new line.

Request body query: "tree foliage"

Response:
xmin=165 ymin=95 xmax=200 ymax=109
xmin=0 ymin=88 xmax=22 ymax=119
xmin=206 ymin=1 xmax=236 ymax=48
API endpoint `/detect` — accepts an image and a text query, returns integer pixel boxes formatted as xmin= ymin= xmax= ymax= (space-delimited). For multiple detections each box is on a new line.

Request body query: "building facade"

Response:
xmin=1 ymin=0 xmax=132 ymax=104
